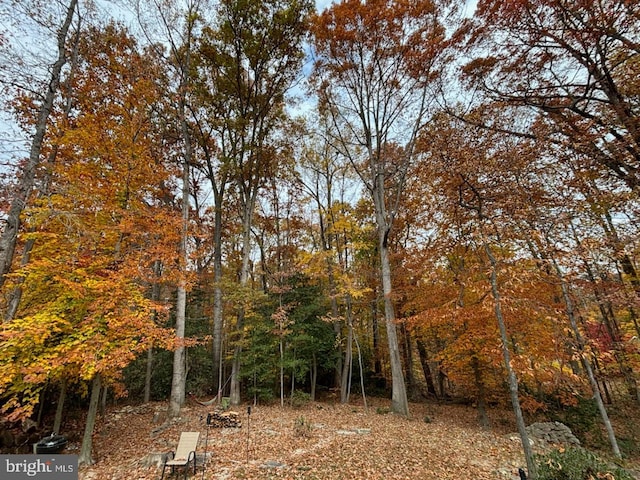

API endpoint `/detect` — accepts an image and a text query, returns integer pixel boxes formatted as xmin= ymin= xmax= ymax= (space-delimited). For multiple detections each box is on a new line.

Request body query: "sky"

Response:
xmin=1 ymin=0 xmax=476 ymax=175
xmin=315 ymin=0 xmax=334 ymax=11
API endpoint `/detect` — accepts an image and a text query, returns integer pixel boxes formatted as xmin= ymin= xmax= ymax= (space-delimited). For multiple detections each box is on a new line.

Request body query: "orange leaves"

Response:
xmin=312 ymin=0 xmax=445 ymax=85
xmin=0 ymin=23 xmax=179 ymax=422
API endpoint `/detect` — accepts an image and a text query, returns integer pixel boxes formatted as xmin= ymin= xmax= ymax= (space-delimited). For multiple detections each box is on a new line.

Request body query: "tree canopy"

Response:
xmin=0 ymin=0 xmax=639 ymax=473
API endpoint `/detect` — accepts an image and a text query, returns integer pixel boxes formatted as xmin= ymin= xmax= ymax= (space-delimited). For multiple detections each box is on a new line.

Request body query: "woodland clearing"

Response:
xmin=73 ymin=397 xmax=639 ymax=480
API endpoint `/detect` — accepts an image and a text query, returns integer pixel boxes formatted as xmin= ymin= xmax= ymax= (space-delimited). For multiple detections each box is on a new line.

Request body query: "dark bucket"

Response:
xmin=34 ymin=434 xmax=67 ymax=454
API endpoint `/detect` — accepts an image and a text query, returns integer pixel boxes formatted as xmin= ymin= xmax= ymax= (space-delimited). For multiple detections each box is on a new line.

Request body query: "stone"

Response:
xmin=262 ymin=460 xmax=286 ymax=469
xmin=525 ymin=422 xmax=580 ymax=446
xmin=139 ymin=452 xmax=172 ymax=469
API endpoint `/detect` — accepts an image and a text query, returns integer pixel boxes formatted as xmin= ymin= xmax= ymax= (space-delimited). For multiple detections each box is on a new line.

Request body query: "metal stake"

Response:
xmin=202 ymin=413 xmax=211 ymax=480
xmin=246 ymin=406 xmax=251 ymax=464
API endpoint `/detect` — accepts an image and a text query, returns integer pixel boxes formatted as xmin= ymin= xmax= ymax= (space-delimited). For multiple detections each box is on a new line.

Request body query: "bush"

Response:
xmin=535 ymin=447 xmax=634 ymax=480
xmin=293 ymin=416 xmax=313 ymax=438
xmin=551 ymin=397 xmax=601 ymax=446
xmin=290 ymin=390 xmax=311 ymax=408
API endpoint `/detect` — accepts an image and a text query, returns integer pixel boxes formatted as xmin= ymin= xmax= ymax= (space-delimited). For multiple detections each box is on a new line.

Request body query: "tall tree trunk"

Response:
xmin=484 ymin=241 xmax=537 ymax=479
xmin=212 ymin=216 xmax=224 ymax=399
xmin=310 ymin=353 xmax=317 ymax=401
xmin=401 ymin=322 xmax=415 ymax=397
xmin=280 ymin=330 xmax=285 ymax=408
xmin=168 ymin=113 xmax=191 ymax=418
xmin=416 ymin=338 xmax=438 ymax=398
xmin=4 ymin=22 xmax=80 ymax=322
xmin=169 ymin=284 xmax=188 ymax=417
xmin=167 ymin=5 xmax=195 ymax=414
xmin=472 ymin=356 xmax=490 ymax=428
xmin=553 ymin=259 xmax=622 ymax=459
xmin=230 ymin=197 xmax=256 ymax=406
xmin=78 ymin=375 xmax=101 ymax=466
xmin=378 ymin=234 xmax=409 ymax=416
xmin=353 ymin=327 xmax=368 ymax=410
xmin=199 ymin=144 xmax=228 ymax=399
xmin=144 ymin=345 xmax=154 ymax=404
xmin=341 ymin=299 xmax=354 ymax=404
xmin=371 ymin=289 xmax=382 ymax=377
xmin=53 ymin=379 xmax=67 ymax=435
xmin=0 ymin=0 xmax=78 ymax=294
xmin=327 ymin=261 xmax=342 ymax=392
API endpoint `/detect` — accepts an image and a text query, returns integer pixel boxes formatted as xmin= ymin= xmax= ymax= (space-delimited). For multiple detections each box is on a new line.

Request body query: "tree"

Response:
xmin=311 ymin=0 xmax=446 ymax=415
xmin=135 ymin=0 xmax=207 ymax=418
xmin=414 ymin=110 xmax=558 ymax=478
xmin=458 ymin=0 xmax=640 ymax=191
xmin=189 ymin=79 xmax=231 ymax=400
xmin=197 ymin=0 xmax=313 ymax=405
xmin=296 ymin=116 xmax=362 ymax=401
xmin=0 ymin=22 xmax=175 ymax=463
xmin=0 ymin=0 xmax=80 ymax=294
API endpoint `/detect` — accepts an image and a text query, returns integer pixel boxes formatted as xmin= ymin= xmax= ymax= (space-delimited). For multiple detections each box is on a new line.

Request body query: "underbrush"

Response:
xmin=535 ymin=447 xmax=635 ymax=480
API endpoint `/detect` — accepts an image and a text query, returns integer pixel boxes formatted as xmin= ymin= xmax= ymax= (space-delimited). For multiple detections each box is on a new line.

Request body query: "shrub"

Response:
xmin=290 ymin=390 xmax=311 ymax=408
xmin=551 ymin=397 xmax=601 ymax=446
xmin=293 ymin=415 xmax=313 ymax=438
xmin=535 ymin=447 xmax=634 ymax=480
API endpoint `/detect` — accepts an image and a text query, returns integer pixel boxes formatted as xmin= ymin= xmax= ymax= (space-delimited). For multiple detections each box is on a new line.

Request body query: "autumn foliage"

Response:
xmin=0 ymin=1 xmax=639 ymax=473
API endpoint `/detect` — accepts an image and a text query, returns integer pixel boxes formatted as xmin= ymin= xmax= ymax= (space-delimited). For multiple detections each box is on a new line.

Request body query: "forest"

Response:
xmin=0 ymin=0 xmax=639 ymax=477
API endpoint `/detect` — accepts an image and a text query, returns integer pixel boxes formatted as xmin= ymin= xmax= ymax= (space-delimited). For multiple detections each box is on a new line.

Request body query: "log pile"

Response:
xmin=207 ymin=410 xmax=242 ymax=428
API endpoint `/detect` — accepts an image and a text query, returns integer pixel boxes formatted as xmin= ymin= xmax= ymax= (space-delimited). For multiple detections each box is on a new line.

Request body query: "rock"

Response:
xmin=152 ymin=411 xmax=168 ymax=425
xmin=0 ymin=427 xmax=15 ymax=448
xmin=21 ymin=419 xmax=38 ymax=433
xmin=261 ymin=460 xmax=286 ymax=469
xmin=139 ymin=452 xmax=172 ymax=468
xmin=496 ymin=467 xmax=513 ymax=477
xmin=336 ymin=428 xmax=371 ymax=435
xmin=525 ymin=422 xmax=580 ymax=446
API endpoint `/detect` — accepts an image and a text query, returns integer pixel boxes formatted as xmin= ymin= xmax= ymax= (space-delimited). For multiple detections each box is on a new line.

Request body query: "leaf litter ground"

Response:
xmin=75 ymin=398 xmax=637 ymax=480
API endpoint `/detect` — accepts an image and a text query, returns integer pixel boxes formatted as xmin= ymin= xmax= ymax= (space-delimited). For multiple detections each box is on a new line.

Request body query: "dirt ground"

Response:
xmin=74 ymin=397 xmax=637 ymax=480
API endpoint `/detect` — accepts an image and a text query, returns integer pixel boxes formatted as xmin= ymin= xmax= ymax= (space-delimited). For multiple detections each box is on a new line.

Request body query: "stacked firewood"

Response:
xmin=207 ymin=410 xmax=242 ymax=428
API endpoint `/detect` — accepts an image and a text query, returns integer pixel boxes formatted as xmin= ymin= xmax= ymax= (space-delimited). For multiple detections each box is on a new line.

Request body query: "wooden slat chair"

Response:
xmin=160 ymin=431 xmax=200 ymax=480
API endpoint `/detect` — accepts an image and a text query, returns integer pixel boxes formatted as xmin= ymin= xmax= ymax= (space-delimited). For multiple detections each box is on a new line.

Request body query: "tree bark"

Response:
xmin=341 ymin=301 xmax=354 ymax=404
xmin=230 ymin=197 xmax=256 ymax=406
xmin=78 ymin=375 xmax=101 ymax=466
xmin=416 ymin=338 xmax=438 ymax=398
xmin=0 ymin=0 xmax=78 ymax=294
xmin=353 ymin=327 xmax=368 ymax=410
xmin=166 ymin=1 xmax=197 ymax=416
xmin=212 ymin=225 xmax=224 ymax=399
xmin=53 ymin=379 xmax=67 ymax=435
xmin=378 ymin=232 xmax=409 ymax=416
xmin=553 ymin=259 xmax=622 ymax=459
xmin=401 ymin=322 xmax=415 ymax=396
xmin=168 ymin=100 xmax=191 ymax=418
xmin=484 ymin=241 xmax=537 ymax=479
xmin=472 ymin=356 xmax=490 ymax=428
